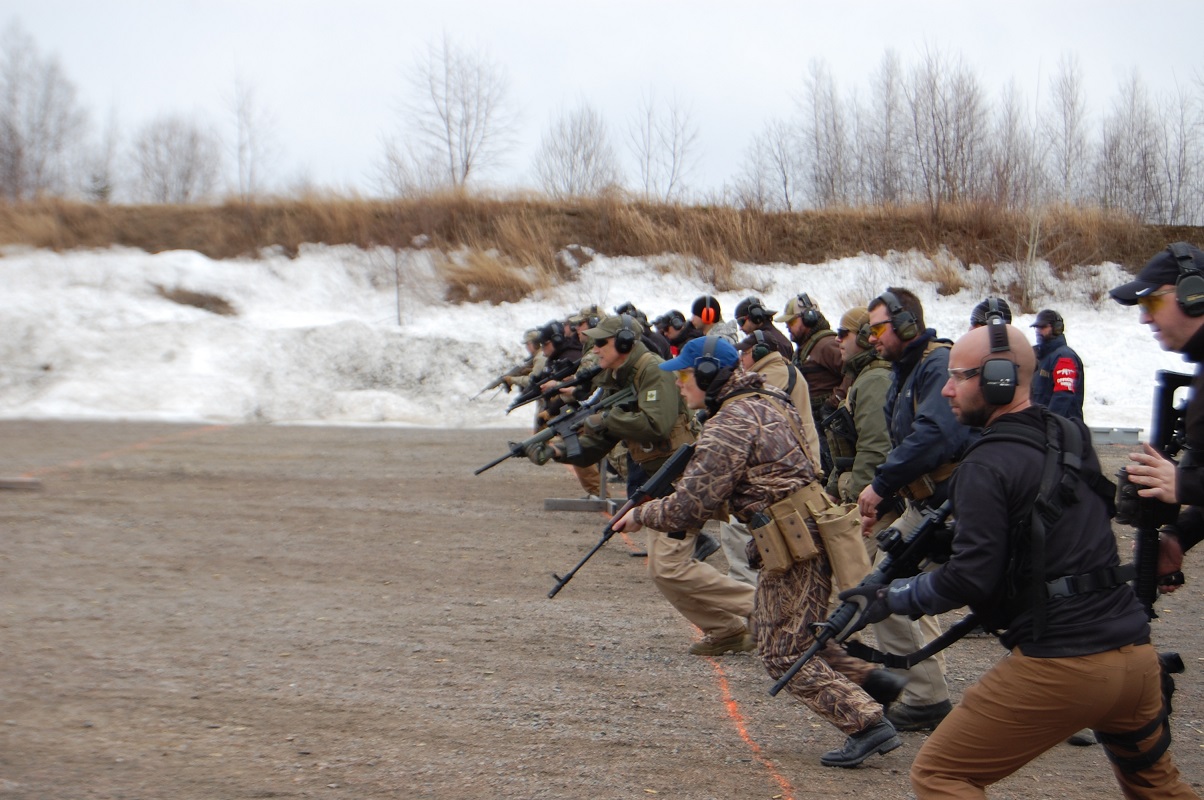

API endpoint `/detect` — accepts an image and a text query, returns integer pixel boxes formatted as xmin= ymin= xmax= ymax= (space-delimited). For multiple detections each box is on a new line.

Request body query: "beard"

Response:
xmin=955 ymin=401 xmax=992 ymax=428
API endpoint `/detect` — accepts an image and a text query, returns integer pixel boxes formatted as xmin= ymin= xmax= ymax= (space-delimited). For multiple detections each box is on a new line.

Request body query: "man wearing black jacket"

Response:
xmin=856 ymin=288 xmax=967 ymax=731
xmin=1113 ymin=244 xmax=1204 ymax=583
xmin=847 ymin=323 xmax=1196 ymax=798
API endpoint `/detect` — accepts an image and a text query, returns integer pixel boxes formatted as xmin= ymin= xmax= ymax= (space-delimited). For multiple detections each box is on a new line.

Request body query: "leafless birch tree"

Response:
xmin=532 ymin=102 xmax=622 ymax=199
xmin=0 ymin=21 xmax=88 ymax=200
xmin=627 ymin=91 xmax=699 ymax=201
xmin=130 ymin=114 xmax=222 ymax=203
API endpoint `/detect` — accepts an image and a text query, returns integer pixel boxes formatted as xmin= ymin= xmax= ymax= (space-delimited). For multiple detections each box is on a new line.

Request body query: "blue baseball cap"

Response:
xmin=659 ymin=336 xmax=739 ymax=372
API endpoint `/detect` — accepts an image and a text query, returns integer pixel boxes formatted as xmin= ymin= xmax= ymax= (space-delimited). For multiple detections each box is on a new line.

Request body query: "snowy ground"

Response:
xmin=0 ymin=244 xmax=1188 ymax=433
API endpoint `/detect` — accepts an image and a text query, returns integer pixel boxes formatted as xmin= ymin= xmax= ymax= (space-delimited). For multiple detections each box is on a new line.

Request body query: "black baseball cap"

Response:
xmin=1110 ymin=243 xmax=1204 ymax=305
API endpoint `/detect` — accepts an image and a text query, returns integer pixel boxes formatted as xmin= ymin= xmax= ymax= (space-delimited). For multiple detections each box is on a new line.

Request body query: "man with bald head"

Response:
xmin=839 ymin=322 xmax=1196 ymax=798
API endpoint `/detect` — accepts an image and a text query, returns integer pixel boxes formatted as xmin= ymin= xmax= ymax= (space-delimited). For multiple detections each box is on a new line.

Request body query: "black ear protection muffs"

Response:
xmin=750 ymin=330 xmax=772 ymax=361
xmin=694 ymin=336 xmax=722 ymax=389
xmin=985 ymin=297 xmax=1005 ymax=323
xmin=615 ymin=314 xmax=637 ymax=354
xmin=877 ymin=291 xmax=918 ymax=341
xmin=744 ymin=296 xmax=769 ymax=325
xmin=980 ymin=318 xmax=1018 ymax=405
xmin=1169 ymin=242 xmax=1204 ymax=317
xmin=542 ymin=322 xmax=564 ymax=349
xmin=796 ymin=293 xmax=819 ymax=328
xmin=666 ymin=310 xmax=686 ymax=330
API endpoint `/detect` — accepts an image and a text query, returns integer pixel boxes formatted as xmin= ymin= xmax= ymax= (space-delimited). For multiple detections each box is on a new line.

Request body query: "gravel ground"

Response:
xmin=2 ymin=420 xmax=1202 ymax=799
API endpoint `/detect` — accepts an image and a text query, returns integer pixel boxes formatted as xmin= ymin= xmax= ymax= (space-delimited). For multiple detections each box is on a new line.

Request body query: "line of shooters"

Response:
xmin=475 ymin=244 xmax=1203 ymax=799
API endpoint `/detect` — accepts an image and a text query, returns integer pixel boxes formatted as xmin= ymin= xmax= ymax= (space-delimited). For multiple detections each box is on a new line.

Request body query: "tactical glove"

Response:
xmin=525 ymin=441 xmax=554 ymax=465
xmin=583 ymin=412 xmax=607 ymax=435
xmin=836 ymin=583 xmax=891 ymax=632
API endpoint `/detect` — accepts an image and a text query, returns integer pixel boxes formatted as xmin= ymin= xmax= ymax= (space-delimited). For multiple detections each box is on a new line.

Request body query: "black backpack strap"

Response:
xmin=785 ymin=362 xmax=799 ymax=399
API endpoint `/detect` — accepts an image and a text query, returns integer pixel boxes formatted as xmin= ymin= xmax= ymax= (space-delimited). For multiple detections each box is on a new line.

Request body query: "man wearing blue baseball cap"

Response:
xmin=614 ymin=335 xmax=907 ymax=768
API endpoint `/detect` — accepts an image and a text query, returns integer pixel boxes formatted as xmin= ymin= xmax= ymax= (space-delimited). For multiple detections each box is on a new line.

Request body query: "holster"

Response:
xmin=899 ymin=462 xmax=956 ymax=502
xmin=749 ymin=483 xmax=825 ymax=576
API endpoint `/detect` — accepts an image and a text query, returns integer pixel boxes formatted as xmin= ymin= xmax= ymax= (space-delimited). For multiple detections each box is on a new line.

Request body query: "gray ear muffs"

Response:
xmin=980 ymin=319 xmax=1018 ymax=405
xmin=750 ymin=330 xmax=772 ymax=361
xmin=1169 ymin=243 xmax=1204 ymax=318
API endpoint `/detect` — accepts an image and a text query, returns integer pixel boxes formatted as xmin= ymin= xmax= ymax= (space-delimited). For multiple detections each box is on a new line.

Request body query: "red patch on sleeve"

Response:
xmin=1052 ymin=357 xmax=1078 ymax=393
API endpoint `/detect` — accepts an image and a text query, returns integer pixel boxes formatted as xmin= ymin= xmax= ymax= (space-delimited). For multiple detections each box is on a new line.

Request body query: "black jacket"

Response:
xmin=886 ymin=406 xmax=1149 ymax=657
xmin=1169 ymin=324 xmax=1204 ymax=550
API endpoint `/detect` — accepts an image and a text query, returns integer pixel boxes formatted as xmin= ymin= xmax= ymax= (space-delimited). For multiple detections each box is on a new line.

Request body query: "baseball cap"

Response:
xmin=1110 ymin=244 xmax=1204 ymax=305
xmin=774 ymin=293 xmax=817 ymax=323
xmin=660 ymin=336 xmax=739 ymax=372
xmin=1030 ymin=309 xmax=1061 ymax=328
xmin=583 ymin=314 xmax=643 ymax=341
xmin=837 ymin=307 xmax=870 ymax=337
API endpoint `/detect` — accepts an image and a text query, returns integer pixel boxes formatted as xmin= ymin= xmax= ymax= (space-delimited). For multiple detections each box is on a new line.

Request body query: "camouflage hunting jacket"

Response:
xmin=634 ymin=371 xmax=819 ymax=532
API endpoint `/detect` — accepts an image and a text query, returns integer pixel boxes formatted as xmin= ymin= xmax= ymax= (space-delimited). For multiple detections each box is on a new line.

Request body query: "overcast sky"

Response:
xmin=11 ymin=1 xmax=1204 ymax=197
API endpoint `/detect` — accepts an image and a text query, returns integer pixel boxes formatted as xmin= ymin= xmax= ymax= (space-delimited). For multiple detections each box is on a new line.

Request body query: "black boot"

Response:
xmin=693 ymin=531 xmax=720 ymax=562
xmin=820 ymin=720 xmax=902 ymax=768
xmin=862 ymin=669 xmax=908 ymax=709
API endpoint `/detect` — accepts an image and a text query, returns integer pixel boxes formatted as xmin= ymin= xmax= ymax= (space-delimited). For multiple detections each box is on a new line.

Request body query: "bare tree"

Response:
xmin=1042 ymin=54 xmax=1089 ymax=204
xmin=130 ymin=114 xmax=222 ymax=203
xmin=1092 ymin=71 xmax=1160 ymax=219
xmin=532 ymin=102 xmax=622 ymax=199
xmin=857 ymin=50 xmax=909 ymax=206
xmin=988 ymin=80 xmax=1042 ymax=209
xmin=82 ymin=105 xmax=120 ymax=203
xmin=904 ymin=46 xmax=989 ymax=213
xmin=383 ymin=33 xmax=518 ymax=192
xmin=0 ymin=21 xmax=88 ymax=200
xmin=800 ymin=59 xmax=852 ymax=207
xmin=228 ymin=77 xmax=279 ymax=201
xmin=627 ymin=91 xmax=699 ymax=201
xmin=1149 ymin=83 xmax=1200 ymax=224
xmin=732 ymin=118 xmax=802 ymax=211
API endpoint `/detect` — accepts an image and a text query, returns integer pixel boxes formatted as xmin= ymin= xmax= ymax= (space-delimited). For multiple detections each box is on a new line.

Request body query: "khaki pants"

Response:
xmin=719 ymin=518 xmax=758 ymax=588
xmin=647 ymin=529 xmax=756 ymax=640
xmin=572 ymin=463 xmax=600 ymax=497
xmin=912 ymin=644 xmax=1197 ymax=799
xmin=869 ymin=503 xmax=949 ymax=706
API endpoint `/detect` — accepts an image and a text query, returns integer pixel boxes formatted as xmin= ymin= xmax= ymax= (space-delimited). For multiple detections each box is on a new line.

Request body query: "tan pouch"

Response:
xmin=768 ymin=492 xmax=820 ymax=562
xmin=808 ymin=499 xmax=872 ymax=592
xmin=750 ymin=513 xmax=794 ymax=576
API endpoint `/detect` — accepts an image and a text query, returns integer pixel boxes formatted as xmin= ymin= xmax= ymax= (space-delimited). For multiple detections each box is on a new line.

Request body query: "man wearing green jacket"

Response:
xmin=825 ymin=308 xmax=892 ymax=503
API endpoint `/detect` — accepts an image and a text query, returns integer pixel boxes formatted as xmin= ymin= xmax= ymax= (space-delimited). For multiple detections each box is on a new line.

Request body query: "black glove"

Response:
xmin=837 ymin=583 xmax=891 ymax=631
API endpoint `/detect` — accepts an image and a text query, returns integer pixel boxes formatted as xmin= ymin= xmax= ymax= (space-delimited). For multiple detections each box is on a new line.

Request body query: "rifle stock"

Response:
xmin=769 ymin=500 xmax=953 ymax=696
xmin=548 ymin=443 xmax=695 ymax=598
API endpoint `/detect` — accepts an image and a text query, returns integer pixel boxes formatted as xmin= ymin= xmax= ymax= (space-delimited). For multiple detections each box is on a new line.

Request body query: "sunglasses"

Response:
xmin=947 ymin=367 xmax=981 ymax=383
xmin=868 ymin=321 xmax=891 ymax=338
xmin=1136 ymin=289 xmax=1175 ymax=313
xmin=674 ymin=369 xmax=694 ymax=384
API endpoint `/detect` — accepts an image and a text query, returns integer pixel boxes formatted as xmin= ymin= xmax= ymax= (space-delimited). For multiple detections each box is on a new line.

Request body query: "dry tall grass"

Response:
xmin=0 ymin=197 xmax=1198 ymax=305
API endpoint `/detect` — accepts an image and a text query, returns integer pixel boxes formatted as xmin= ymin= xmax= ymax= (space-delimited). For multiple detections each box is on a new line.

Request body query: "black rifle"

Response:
xmin=475 ymin=386 xmax=636 ymax=475
xmin=819 ymin=405 xmax=857 ymax=446
xmin=1118 ymin=369 xmax=1191 ymax=618
xmin=506 ymin=359 xmax=579 ymax=413
xmin=473 ymin=356 xmax=533 ymax=399
xmin=539 ymin=365 xmax=602 ymax=403
xmin=548 ymin=444 xmax=694 ymax=598
xmin=769 ymin=500 xmax=953 ymax=696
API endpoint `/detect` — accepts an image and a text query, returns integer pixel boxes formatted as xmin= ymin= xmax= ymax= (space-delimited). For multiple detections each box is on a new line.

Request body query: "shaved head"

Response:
xmin=944 ymin=324 xmax=1035 ymax=426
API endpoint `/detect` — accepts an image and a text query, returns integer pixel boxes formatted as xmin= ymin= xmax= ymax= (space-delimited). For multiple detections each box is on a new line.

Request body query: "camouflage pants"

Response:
xmin=752 ymin=549 xmax=883 ymax=735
